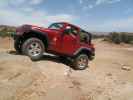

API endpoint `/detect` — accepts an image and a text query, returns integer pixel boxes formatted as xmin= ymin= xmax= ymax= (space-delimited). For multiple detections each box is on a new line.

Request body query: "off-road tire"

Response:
xmin=22 ymin=38 xmax=45 ymax=61
xmin=73 ymin=54 xmax=89 ymax=70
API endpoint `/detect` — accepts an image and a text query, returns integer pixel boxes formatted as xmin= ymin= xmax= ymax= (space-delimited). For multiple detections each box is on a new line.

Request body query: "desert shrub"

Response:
xmin=108 ymin=32 xmax=133 ymax=44
xmin=120 ymin=33 xmax=132 ymax=43
xmin=109 ymin=32 xmax=121 ymax=44
xmin=0 ymin=26 xmax=15 ymax=37
xmin=0 ymin=31 xmax=12 ymax=37
xmin=130 ymin=41 xmax=133 ymax=44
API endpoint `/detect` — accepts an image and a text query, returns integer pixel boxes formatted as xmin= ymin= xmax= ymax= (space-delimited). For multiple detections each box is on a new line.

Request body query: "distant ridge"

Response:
xmin=0 ymin=25 xmax=132 ymax=35
xmin=0 ymin=25 xmax=16 ymax=31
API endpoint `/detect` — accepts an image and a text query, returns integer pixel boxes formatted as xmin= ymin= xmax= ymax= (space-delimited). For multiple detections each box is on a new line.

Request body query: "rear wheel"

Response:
xmin=73 ymin=54 xmax=89 ymax=70
xmin=22 ymin=38 xmax=45 ymax=61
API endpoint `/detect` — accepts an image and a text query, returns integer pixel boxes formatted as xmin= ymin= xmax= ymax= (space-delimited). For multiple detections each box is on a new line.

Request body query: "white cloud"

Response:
xmin=80 ymin=0 xmax=121 ymax=11
xmin=82 ymin=5 xmax=93 ymax=11
xmin=96 ymin=0 xmax=121 ymax=5
xmin=20 ymin=7 xmax=34 ymax=12
xmin=0 ymin=8 xmax=76 ymax=27
xmin=108 ymin=0 xmax=121 ymax=4
xmin=88 ymin=5 xmax=93 ymax=9
xmin=125 ymin=8 xmax=132 ymax=14
xmin=79 ymin=0 xmax=83 ymax=4
xmin=82 ymin=6 xmax=88 ymax=11
xmin=102 ymin=17 xmax=133 ymax=31
xmin=0 ymin=0 xmax=76 ymax=26
xmin=1 ymin=0 xmax=44 ymax=7
xmin=85 ymin=17 xmax=133 ymax=32
xmin=96 ymin=0 xmax=105 ymax=5
xmin=0 ymin=0 xmax=45 ymax=13
xmin=9 ymin=0 xmax=26 ymax=6
xmin=29 ymin=0 xmax=44 ymax=5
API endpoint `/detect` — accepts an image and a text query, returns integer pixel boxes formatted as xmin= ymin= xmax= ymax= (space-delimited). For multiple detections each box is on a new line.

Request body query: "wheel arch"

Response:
xmin=21 ymin=30 xmax=49 ymax=49
xmin=74 ymin=47 xmax=92 ymax=59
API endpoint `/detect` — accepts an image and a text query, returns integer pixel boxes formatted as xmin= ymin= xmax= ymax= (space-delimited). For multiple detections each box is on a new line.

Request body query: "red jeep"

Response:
xmin=12 ymin=22 xmax=95 ymax=70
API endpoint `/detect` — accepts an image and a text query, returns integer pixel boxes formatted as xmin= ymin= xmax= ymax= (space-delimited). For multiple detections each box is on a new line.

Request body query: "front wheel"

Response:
xmin=22 ymin=38 xmax=45 ymax=61
xmin=73 ymin=54 xmax=89 ymax=70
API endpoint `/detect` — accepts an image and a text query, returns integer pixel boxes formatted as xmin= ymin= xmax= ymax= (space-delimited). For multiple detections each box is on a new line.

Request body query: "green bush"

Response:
xmin=108 ymin=32 xmax=133 ymax=44
xmin=109 ymin=32 xmax=121 ymax=44
xmin=130 ymin=41 xmax=133 ymax=44
xmin=0 ymin=32 xmax=11 ymax=37
xmin=0 ymin=26 xmax=15 ymax=37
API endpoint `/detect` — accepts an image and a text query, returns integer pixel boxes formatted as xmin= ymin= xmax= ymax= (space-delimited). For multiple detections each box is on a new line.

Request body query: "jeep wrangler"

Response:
xmin=12 ymin=22 xmax=95 ymax=70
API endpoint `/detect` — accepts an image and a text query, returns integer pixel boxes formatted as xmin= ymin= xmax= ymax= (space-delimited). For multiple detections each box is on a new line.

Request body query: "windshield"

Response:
xmin=48 ymin=23 xmax=64 ymax=30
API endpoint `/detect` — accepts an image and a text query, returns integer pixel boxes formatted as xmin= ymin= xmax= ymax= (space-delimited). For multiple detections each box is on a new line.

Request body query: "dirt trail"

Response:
xmin=0 ymin=38 xmax=133 ymax=100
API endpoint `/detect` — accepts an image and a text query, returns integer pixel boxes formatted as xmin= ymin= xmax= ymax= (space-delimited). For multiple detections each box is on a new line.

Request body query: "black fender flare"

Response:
xmin=73 ymin=47 xmax=92 ymax=57
xmin=22 ymin=29 xmax=49 ymax=48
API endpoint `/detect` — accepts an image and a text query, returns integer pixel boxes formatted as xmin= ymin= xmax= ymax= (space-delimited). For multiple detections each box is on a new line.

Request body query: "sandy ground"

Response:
xmin=0 ymin=37 xmax=133 ymax=100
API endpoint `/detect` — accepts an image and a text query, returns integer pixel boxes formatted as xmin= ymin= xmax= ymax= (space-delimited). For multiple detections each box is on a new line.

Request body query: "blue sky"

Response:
xmin=0 ymin=0 xmax=133 ymax=32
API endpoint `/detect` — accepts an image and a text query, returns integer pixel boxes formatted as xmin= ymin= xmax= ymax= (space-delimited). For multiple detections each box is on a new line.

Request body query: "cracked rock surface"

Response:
xmin=0 ymin=38 xmax=133 ymax=100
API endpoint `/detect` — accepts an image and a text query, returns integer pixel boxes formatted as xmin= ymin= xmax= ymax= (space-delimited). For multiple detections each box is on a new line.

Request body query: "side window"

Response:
xmin=65 ymin=26 xmax=78 ymax=36
xmin=71 ymin=27 xmax=78 ymax=35
xmin=48 ymin=23 xmax=64 ymax=30
xmin=79 ymin=30 xmax=90 ymax=43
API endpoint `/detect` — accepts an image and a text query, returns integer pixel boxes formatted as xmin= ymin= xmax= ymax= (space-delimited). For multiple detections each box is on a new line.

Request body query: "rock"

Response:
xmin=121 ymin=66 xmax=131 ymax=71
xmin=106 ymin=73 xmax=112 ymax=76
xmin=64 ymin=67 xmax=72 ymax=77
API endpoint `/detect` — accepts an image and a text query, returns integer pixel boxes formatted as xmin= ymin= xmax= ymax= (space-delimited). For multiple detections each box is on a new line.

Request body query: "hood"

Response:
xmin=31 ymin=25 xmax=61 ymax=34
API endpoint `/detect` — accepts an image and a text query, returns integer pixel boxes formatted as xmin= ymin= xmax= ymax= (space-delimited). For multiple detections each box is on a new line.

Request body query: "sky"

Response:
xmin=0 ymin=0 xmax=133 ymax=32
